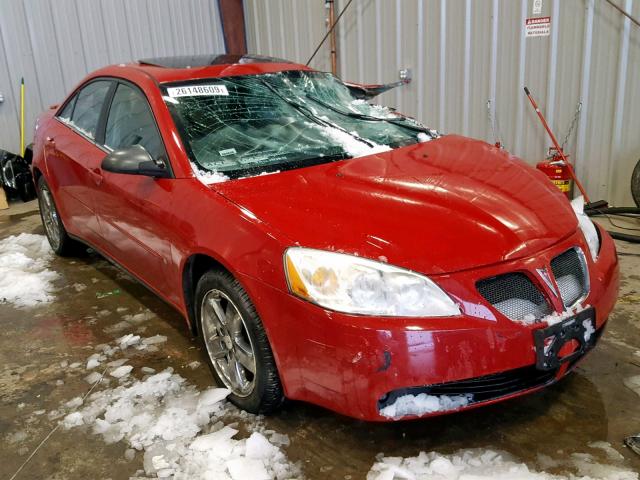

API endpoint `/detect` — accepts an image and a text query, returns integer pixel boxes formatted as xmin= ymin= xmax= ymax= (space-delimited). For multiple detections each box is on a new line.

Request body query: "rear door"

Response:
xmin=46 ymin=80 xmax=114 ymax=243
xmin=93 ymin=81 xmax=175 ymax=296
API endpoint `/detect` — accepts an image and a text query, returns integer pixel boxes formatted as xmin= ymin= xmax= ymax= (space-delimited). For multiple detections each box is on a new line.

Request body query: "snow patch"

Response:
xmin=62 ymin=411 xmax=84 ymax=429
xmin=190 ymin=162 xmax=230 ymax=185
xmin=142 ymin=334 xmax=167 ymax=345
xmin=0 ymin=234 xmax=59 ymax=308
xmin=520 ymin=304 xmax=590 ymax=326
xmin=57 ymin=338 xmax=298 ymax=479
xmin=379 ymin=393 xmax=472 ymax=419
xmin=117 ymin=333 xmax=141 ymax=349
xmin=624 ymin=375 xmax=640 ymax=397
xmin=588 ymin=441 xmax=625 ymax=462
xmin=313 ymin=124 xmax=391 ymax=158
xmin=367 ymin=448 xmax=638 ymax=480
xmin=417 ymin=132 xmax=431 ymax=143
xmin=583 ymin=319 xmax=596 ymax=342
xmin=542 ymin=303 xmax=590 ymax=326
xmin=109 ymin=365 xmax=133 ymax=378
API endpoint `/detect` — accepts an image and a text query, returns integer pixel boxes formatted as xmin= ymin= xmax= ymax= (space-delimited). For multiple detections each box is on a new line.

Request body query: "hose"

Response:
xmin=585 ymin=206 xmax=640 ymax=244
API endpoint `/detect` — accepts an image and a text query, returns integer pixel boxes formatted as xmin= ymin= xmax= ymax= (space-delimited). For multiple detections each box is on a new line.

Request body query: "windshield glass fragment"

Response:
xmin=162 ymin=70 xmax=437 ymax=181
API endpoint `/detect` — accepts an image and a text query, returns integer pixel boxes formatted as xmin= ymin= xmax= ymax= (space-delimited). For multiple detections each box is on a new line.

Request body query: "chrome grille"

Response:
xmin=477 ymin=273 xmax=552 ymax=321
xmin=550 ymin=248 xmax=588 ymax=307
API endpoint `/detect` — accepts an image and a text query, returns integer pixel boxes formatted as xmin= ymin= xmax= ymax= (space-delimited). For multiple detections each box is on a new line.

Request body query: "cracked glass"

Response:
xmin=162 ymin=70 xmax=433 ymax=178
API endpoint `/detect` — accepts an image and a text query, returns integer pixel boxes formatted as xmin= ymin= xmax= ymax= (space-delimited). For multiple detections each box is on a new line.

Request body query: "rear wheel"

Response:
xmin=195 ymin=269 xmax=284 ymax=413
xmin=37 ymin=176 xmax=82 ymax=256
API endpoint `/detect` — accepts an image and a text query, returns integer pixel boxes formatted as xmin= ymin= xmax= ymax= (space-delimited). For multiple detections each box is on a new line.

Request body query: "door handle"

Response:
xmin=90 ymin=167 xmax=103 ymax=186
xmin=45 ymin=136 xmax=55 ymax=145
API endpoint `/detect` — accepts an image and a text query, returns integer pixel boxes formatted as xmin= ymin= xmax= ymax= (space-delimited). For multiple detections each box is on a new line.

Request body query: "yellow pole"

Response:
xmin=20 ymin=77 xmax=25 ymax=157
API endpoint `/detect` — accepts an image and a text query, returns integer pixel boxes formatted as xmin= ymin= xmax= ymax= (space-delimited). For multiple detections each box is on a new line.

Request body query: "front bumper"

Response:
xmin=239 ymin=227 xmax=619 ymax=421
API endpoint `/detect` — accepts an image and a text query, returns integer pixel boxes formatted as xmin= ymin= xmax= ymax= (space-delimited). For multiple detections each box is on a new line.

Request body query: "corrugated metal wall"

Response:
xmin=244 ymin=0 xmax=640 ymax=206
xmin=0 ymin=0 xmax=225 ymax=155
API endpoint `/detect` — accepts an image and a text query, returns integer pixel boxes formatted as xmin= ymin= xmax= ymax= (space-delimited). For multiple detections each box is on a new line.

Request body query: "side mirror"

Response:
xmin=101 ymin=145 xmax=170 ymax=178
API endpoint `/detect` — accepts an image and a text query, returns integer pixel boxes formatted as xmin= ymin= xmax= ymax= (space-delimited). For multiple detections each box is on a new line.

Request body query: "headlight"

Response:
xmin=571 ymin=196 xmax=600 ymax=261
xmin=284 ymin=247 xmax=460 ymax=317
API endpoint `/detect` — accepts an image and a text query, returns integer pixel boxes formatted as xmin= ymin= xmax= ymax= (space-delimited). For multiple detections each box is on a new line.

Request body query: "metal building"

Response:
xmin=245 ymin=0 xmax=640 ymax=206
xmin=0 ymin=0 xmax=224 ymax=157
xmin=1 ymin=0 xmax=638 ymax=207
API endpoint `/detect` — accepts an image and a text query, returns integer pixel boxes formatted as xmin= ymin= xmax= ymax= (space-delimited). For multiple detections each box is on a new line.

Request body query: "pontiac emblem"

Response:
xmin=536 ymin=267 xmax=558 ymax=297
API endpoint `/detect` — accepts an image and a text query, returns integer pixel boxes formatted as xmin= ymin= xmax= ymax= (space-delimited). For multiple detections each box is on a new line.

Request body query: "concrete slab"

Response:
xmin=1 ymin=202 xmax=639 ymax=479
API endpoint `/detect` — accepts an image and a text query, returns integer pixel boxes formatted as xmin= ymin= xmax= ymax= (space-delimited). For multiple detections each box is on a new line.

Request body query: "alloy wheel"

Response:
xmin=200 ymin=289 xmax=257 ymax=397
xmin=39 ymin=188 xmax=61 ymax=251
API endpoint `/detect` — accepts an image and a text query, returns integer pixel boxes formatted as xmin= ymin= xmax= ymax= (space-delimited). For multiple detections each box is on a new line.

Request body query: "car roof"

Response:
xmin=104 ymin=53 xmax=314 ymax=84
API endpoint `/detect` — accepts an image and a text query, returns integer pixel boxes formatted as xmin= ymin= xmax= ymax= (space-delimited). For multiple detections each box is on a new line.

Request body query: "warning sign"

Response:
xmin=525 ymin=16 xmax=551 ymax=37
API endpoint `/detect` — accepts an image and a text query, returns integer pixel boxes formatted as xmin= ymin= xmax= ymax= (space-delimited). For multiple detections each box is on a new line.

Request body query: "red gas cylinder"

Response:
xmin=536 ymin=159 xmax=573 ymax=198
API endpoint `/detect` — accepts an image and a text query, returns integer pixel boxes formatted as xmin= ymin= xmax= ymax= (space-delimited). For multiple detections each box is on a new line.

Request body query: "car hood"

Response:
xmin=213 ymin=135 xmax=578 ymax=275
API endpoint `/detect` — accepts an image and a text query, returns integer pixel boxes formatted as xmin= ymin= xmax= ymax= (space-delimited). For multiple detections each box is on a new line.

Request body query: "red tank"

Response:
xmin=536 ymin=156 xmax=573 ymax=198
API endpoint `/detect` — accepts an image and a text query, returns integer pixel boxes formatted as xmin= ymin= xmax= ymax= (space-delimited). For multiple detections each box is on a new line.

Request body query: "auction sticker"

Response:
xmin=167 ymin=85 xmax=229 ymax=97
xmin=525 ymin=16 xmax=551 ymax=37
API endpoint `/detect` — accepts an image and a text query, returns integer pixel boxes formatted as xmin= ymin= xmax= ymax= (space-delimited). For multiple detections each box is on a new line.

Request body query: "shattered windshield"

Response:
xmin=162 ymin=70 xmax=436 ymax=181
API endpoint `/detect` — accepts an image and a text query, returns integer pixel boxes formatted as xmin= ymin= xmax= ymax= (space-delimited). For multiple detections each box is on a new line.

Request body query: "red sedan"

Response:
xmin=31 ymin=54 xmax=619 ymax=421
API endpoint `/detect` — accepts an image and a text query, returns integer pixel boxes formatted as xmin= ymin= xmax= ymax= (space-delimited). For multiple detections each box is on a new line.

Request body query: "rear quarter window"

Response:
xmin=59 ymin=80 xmax=112 ymax=139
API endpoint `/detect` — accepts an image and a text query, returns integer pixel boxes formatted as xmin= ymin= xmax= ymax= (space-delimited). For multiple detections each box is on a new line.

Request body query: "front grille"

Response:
xmin=378 ymin=365 xmax=558 ymax=410
xmin=477 ymin=273 xmax=552 ymax=321
xmin=550 ymin=248 xmax=588 ymax=307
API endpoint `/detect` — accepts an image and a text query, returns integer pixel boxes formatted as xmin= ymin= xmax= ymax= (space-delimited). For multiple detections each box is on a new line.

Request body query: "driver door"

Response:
xmin=93 ymin=81 xmax=175 ymax=296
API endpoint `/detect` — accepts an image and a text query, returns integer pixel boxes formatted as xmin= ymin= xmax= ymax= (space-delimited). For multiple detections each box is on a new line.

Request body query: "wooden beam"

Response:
xmin=218 ymin=0 xmax=247 ymax=54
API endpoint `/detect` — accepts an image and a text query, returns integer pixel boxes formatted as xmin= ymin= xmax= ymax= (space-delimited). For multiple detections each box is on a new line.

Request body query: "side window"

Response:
xmin=105 ymin=84 xmax=164 ymax=161
xmin=68 ymin=80 xmax=112 ymax=139
xmin=58 ymin=95 xmax=76 ymax=121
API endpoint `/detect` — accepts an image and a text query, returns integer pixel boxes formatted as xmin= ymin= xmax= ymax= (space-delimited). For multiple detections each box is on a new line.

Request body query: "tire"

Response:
xmin=37 ymin=176 xmax=83 ymax=256
xmin=632 ymin=158 xmax=640 ymax=208
xmin=195 ymin=269 xmax=284 ymax=413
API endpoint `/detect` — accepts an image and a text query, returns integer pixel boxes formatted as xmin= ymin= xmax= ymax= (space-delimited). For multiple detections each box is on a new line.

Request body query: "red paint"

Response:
xmin=31 ymin=59 xmax=619 ymax=421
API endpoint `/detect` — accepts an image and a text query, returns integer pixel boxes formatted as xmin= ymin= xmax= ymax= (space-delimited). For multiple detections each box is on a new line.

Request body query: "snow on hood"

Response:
xmin=214 ymin=135 xmax=578 ymax=275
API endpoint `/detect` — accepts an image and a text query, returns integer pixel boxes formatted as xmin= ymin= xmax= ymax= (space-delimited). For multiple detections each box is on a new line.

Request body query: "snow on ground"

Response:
xmin=55 ymin=335 xmax=298 ymax=479
xmin=104 ymin=310 xmax=157 ymax=334
xmin=379 ymin=394 xmax=472 ymax=420
xmin=624 ymin=375 xmax=640 ymax=397
xmin=368 ymin=448 xmax=638 ymax=480
xmin=0 ymin=233 xmax=59 ymax=308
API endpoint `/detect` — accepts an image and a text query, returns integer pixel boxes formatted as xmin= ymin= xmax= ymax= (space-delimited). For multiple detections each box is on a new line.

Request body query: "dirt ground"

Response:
xmin=1 ymin=199 xmax=639 ymax=479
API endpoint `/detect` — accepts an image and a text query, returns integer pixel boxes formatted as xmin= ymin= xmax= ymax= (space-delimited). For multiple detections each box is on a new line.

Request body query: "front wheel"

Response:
xmin=195 ymin=269 xmax=284 ymax=413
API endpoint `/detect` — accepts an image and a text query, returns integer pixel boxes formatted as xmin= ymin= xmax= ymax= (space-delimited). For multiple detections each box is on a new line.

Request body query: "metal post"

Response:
xmin=328 ymin=0 xmax=337 ymax=75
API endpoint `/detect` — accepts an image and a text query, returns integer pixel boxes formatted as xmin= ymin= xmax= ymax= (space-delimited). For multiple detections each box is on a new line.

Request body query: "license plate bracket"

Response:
xmin=533 ymin=307 xmax=596 ymax=371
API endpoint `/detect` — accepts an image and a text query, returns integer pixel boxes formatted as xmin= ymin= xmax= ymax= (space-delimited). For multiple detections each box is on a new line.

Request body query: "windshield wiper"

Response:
xmin=258 ymin=79 xmax=377 ymax=148
xmin=305 ymin=94 xmax=435 ymax=137
xmin=224 ymin=152 xmax=351 ymax=178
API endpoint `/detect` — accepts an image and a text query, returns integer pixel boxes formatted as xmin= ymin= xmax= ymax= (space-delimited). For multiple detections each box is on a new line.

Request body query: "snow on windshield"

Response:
xmin=164 ymin=71 xmax=436 ymax=183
